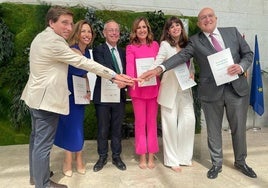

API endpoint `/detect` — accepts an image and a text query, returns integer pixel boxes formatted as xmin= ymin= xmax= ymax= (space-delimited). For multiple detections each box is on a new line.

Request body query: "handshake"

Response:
xmin=112 ymin=66 xmax=163 ymax=88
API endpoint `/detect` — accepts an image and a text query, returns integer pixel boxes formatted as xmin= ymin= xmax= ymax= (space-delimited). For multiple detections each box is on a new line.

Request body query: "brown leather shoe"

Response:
xmin=47 ymin=180 xmax=68 ymax=188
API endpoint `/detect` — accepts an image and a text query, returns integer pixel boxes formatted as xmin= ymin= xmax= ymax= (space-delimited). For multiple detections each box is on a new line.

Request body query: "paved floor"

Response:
xmin=0 ymin=126 xmax=268 ymax=188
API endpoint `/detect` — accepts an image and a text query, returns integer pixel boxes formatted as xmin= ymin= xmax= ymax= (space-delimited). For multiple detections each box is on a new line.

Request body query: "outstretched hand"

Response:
xmin=113 ymin=74 xmax=145 ymax=89
xmin=139 ymin=67 xmax=163 ymax=81
xmin=113 ymin=74 xmax=135 ymax=88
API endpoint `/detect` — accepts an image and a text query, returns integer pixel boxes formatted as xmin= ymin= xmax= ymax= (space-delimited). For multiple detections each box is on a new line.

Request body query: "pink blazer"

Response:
xmin=126 ymin=41 xmax=160 ymax=99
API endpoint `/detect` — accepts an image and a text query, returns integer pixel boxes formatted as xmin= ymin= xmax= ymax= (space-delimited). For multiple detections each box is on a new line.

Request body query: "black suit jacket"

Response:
xmin=93 ymin=43 xmax=126 ymax=104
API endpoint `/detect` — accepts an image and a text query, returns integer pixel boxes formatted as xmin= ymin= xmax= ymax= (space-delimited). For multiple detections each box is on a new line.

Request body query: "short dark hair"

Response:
xmin=45 ymin=6 xmax=73 ymax=26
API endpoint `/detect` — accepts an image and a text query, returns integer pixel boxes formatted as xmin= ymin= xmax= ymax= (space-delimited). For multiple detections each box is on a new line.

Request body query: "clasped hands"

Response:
xmin=130 ymin=63 xmax=240 ymax=84
xmin=113 ymin=74 xmax=140 ymax=88
xmin=115 ymin=63 xmax=241 ymax=88
xmin=125 ymin=64 xmax=240 ymax=86
xmin=113 ymin=67 xmax=163 ymax=88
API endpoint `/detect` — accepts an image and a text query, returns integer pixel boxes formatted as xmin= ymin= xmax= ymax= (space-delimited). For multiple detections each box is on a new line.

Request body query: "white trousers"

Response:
xmin=161 ymin=89 xmax=195 ymax=166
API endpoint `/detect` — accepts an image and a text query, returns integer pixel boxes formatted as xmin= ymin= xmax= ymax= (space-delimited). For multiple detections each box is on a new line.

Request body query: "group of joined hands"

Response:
xmin=115 ymin=62 xmax=242 ymax=88
xmin=113 ymin=68 xmax=161 ymax=88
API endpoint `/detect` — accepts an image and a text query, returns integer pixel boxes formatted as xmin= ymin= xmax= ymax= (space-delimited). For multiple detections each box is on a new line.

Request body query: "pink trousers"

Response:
xmin=132 ymin=97 xmax=159 ymax=155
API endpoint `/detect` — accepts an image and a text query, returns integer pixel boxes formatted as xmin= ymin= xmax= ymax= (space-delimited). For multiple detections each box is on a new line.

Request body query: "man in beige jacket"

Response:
xmin=21 ymin=6 xmax=134 ymax=188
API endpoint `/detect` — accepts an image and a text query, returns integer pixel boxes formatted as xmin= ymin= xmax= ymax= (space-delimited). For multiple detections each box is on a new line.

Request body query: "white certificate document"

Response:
xmin=101 ymin=78 xmax=120 ymax=103
xmin=87 ymin=49 xmax=96 ymax=100
xmin=72 ymin=75 xmax=90 ymax=104
xmin=174 ymin=63 xmax=197 ymax=90
xmin=136 ymin=57 xmax=157 ymax=87
xmin=207 ymin=48 xmax=239 ymax=86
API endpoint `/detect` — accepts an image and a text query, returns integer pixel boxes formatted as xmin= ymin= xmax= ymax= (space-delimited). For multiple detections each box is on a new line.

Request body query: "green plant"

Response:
xmin=146 ymin=10 xmax=166 ymax=42
xmin=0 ymin=88 xmax=11 ymax=119
xmin=85 ymin=7 xmax=105 ymax=45
xmin=0 ymin=9 xmax=14 ymax=116
xmin=0 ymin=120 xmax=30 ymax=145
xmin=0 ymin=3 xmax=50 ymax=130
xmin=85 ymin=8 xmax=131 ymax=48
xmin=192 ymin=59 xmax=201 ymax=134
xmin=83 ymin=101 xmax=135 ymax=140
xmin=0 ymin=3 xmax=202 ymax=144
xmin=0 ymin=18 xmax=14 ymax=67
xmin=84 ymin=105 xmax=97 ymax=140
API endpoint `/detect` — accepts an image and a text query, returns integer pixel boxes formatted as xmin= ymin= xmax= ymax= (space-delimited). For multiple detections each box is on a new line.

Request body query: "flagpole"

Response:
xmin=248 ymin=35 xmax=264 ymax=130
xmin=247 ymin=108 xmax=261 ymax=131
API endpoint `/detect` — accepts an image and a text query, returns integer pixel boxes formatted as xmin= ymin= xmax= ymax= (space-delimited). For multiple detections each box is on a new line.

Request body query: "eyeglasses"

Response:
xmin=106 ymin=29 xmax=120 ymax=33
xmin=199 ymin=14 xmax=215 ymax=21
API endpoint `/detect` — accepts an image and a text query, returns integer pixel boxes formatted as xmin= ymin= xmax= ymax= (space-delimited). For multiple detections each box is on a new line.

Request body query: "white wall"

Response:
xmin=1 ymin=0 xmax=267 ymax=127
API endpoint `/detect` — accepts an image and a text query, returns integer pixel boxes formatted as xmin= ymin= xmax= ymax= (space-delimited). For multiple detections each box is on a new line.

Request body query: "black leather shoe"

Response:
xmin=234 ymin=163 xmax=257 ymax=178
xmin=93 ymin=157 xmax=107 ymax=172
xmin=112 ymin=157 xmax=126 ymax=171
xmin=47 ymin=180 xmax=68 ymax=188
xmin=207 ymin=165 xmax=222 ymax=179
xmin=30 ymin=171 xmax=54 ymax=185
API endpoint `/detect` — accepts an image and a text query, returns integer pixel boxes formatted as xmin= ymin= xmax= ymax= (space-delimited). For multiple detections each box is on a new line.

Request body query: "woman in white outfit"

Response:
xmin=154 ymin=16 xmax=196 ymax=172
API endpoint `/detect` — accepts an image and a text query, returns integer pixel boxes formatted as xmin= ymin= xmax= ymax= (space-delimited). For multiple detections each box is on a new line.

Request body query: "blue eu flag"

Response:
xmin=250 ymin=35 xmax=264 ymax=116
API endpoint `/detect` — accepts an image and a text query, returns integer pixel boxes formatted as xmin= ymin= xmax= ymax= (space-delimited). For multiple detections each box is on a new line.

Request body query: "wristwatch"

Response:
xmin=110 ymin=71 xmax=117 ymax=83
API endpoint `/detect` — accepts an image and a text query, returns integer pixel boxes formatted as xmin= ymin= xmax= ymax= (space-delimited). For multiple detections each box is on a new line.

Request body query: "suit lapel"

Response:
xmin=118 ymin=48 xmax=126 ymax=74
xmin=198 ymin=32 xmax=216 ymax=52
xmin=103 ymin=43 xmax=114 ymax=69
xmin=218 ymin=28 xmax=230 ymax=49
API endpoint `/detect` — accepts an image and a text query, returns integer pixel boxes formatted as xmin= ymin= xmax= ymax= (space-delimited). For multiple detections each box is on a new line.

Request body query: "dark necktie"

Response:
xmin=111 ymin=48 xmax=121 ymax=74
xmin=209 ymin=34 xmax=223 ymax=52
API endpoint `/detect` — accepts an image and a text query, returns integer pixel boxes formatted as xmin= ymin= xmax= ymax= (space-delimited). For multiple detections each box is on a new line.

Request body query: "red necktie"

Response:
xmin=209 ymin=34 xmax=223 ymax=52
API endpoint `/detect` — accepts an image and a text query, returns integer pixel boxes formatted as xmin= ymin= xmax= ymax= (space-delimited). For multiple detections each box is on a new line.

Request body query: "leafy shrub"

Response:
xmin=0 ymin=18 xmax=14 ymax=66
xmin=146 ymin=10 xmax=166 ymax=42
xmin=0 ymin=3 xmax=201 ymax=144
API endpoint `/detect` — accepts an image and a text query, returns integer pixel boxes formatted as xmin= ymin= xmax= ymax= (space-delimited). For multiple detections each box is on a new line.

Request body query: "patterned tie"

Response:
xmin=111 ymin=48 xmax=121 ymax=74
xmin=209 ymin=34 xmax=223 ymax=52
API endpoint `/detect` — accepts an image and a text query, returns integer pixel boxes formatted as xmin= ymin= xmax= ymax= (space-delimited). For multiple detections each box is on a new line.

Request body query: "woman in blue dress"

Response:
xmin=54 ymin=20 xmax=95 ymax=177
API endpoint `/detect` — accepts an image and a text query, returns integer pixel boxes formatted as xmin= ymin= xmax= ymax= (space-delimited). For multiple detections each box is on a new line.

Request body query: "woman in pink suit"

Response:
xmin=126 ymin=17 xmax=160 ymax=169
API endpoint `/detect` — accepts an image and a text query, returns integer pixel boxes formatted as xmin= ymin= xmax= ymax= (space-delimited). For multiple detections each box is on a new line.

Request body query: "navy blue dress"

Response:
xmin=54 ymin=45 xmax=90 ymax=152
